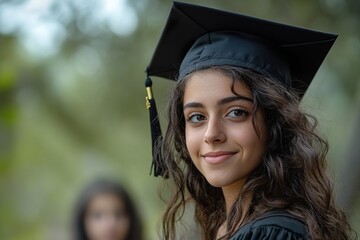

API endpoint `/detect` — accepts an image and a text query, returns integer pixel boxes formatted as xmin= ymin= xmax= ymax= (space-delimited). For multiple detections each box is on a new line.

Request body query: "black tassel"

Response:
xmin=145 ymin=77 xmax=167 ymax=177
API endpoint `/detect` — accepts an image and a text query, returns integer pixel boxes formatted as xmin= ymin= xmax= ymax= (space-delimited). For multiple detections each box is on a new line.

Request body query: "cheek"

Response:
xmin=235 ymin=122 xmax=267 ymax=160
xmin=113 ymin=218 xmax=130 ymax=239
xmin=185 ymin=127 xmax=202 ymax=158
xmin=234 ymin=127 xmax=259 ymax=145
xmin=85 ymin=216 xmax=102 ymax=238
xmin=116 ymin=218 xmax=130 ymax=235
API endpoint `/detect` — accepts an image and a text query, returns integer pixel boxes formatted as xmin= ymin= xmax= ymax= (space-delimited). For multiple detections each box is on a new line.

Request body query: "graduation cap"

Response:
xmin=145 ymin=1 xmax=337 ymax=177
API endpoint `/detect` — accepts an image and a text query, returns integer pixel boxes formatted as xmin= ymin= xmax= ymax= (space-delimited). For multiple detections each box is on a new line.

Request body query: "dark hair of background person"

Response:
xmin=160 ymin=66 xmax=356 ymax=240
xmin=72 ymin=179 xmax=143 ymax=240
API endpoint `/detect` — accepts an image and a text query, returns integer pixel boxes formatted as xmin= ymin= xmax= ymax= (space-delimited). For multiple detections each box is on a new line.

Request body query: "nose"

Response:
xmin=204 ymin=117 xmax=226 ymax=144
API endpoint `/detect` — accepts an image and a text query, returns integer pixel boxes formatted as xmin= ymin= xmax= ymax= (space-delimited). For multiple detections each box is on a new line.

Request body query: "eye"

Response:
xmin=92 ymin=211 xmax=103 ymax=220
xmin=187 ymin=113 xmax=207 ymax=123
xmin=114 ymin=210 xmax=127 ymax=220
xmin=226 ymin=108 xmax=249 ymax=118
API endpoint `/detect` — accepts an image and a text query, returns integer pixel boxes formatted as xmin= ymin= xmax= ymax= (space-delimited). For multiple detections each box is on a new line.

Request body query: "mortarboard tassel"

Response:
xmin=145 ymin=76 xmax=167 ymax=177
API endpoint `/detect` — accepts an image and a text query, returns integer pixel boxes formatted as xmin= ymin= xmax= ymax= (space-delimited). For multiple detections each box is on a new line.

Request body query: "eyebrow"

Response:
xmin=218 ymin=95 xmax=253 ymax=105
xmin=183 ymin=95 xmax=253 ymax=110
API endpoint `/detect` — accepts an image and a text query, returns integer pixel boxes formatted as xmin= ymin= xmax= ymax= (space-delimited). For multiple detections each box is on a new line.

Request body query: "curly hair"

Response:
xmin=159 ymin=66 xmax=355 ymax=240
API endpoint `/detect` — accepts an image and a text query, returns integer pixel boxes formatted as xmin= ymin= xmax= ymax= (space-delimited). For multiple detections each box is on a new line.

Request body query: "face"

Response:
xmin=183 ymin=69 xmax=267 ymax=191
xmin=84 ymin=193 xmax=130 ymax=240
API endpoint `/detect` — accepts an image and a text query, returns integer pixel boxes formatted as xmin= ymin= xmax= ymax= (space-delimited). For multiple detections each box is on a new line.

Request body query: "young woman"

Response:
xmin=145 ymin=2 xmax=356 ymax=240
xmin=72 ymin=179 xmax=143 ymax=240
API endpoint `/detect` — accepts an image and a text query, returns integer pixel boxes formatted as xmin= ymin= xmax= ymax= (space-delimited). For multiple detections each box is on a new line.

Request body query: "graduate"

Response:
xmin=145 ymin=2 xmax=355 ymax=239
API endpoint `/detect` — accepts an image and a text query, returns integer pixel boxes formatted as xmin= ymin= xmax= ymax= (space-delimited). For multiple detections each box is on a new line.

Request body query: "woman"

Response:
xmin=73 ymin=179 xmax=143 ymax=240
xmin=145 ymin=2 xmax=355 ymax=240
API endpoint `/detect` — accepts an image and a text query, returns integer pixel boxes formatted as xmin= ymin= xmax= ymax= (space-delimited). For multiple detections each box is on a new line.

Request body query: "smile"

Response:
xmin=201 ymin=151 xmax=237 ymax=165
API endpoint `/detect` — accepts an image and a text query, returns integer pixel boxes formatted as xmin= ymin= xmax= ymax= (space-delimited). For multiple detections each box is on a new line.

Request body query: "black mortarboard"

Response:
xmin=145 ymin=1 xmax=337 ymax=177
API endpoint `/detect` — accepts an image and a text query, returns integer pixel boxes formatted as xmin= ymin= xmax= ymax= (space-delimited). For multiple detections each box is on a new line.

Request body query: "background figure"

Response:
xmin=73 ymin=179 xmax=143 ymax=240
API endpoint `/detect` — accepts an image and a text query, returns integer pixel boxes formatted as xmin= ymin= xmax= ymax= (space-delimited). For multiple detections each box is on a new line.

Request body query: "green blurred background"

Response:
xmin=0 ymin=0 xmax=359 ymax=239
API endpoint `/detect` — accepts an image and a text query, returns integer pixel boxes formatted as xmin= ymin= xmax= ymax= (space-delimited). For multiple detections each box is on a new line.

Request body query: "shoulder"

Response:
xmin=230 ymin=210 xmax=309 ymax=240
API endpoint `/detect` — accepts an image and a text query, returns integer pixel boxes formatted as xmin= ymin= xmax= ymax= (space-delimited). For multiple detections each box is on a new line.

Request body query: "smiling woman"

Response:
xmin=144 ymin=2 xmax=356 ymax=240
xmin=183 ymin=69 xmax=266 ymax=195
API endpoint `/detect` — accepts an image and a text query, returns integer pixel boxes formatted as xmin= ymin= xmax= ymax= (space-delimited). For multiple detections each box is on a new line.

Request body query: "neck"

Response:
xmin=222 ymin=180 xmax=245 ymax=214
xmin=217 ymin=181 xmax=248 ymax=239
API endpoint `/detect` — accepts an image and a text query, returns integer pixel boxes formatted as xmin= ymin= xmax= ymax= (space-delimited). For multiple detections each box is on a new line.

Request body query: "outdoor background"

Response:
xmin=0 ymin=0 xmax=359 ymax=239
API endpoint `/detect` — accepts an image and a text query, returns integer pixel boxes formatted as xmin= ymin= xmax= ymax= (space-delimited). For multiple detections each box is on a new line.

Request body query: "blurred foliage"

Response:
xmin=0 ymin=0 xmax=359 ymax=239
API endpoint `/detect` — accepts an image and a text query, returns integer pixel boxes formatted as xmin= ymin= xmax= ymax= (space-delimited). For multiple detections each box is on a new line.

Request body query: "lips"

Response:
xmin=201 ymin=151 xmax=237 ymax=164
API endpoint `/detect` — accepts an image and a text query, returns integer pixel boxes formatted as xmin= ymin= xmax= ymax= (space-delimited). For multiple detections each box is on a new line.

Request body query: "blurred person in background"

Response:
xmin=72 ymin=179 xmax=143 ymax=240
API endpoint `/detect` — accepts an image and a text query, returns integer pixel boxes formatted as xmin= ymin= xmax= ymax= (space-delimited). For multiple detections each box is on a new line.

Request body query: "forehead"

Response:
xmin=87 ymin=192 xmax=123 ymax=209
xmin=183 ymin=69 xmax=252 ymax=99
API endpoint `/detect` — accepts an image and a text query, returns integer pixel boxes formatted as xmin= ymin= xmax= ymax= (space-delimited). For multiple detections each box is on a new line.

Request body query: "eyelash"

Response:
xmin=226 ymin=108 xmax=249 ymax=118
xmin=186 ymin=108 xmax=249 ymax=123
xmin=187 ymin=112 xmax=206 ymax=123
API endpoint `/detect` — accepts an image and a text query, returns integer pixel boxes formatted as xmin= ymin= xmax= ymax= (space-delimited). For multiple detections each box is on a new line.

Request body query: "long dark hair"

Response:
xmin=73 ymin=179 xmax=143 ymax=240
xmin=159 ymin=66 xmax=355 ymax=240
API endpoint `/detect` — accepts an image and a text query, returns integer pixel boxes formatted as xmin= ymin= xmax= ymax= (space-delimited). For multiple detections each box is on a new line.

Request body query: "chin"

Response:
xmin=205 ymin=176 xmax=229 ymax=188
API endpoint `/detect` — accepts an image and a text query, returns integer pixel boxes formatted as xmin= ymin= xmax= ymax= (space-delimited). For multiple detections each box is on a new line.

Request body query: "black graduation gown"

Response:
xmin=229 ymin=211 xmax=309 ymax=240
